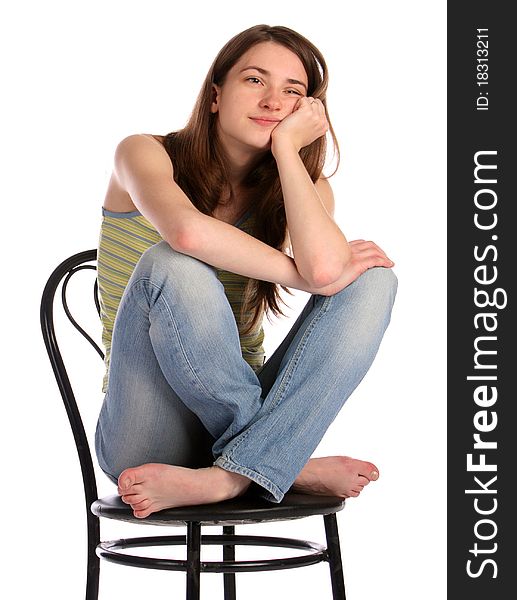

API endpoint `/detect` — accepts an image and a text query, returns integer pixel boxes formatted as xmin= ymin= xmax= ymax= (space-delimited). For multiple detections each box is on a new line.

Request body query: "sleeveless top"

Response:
xmin=97 ymin=208 xmax=265 ymax=392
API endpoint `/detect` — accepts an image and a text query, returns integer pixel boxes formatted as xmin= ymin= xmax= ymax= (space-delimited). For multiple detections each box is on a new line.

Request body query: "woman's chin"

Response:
xmin=253 ymin=135 xmax=273 ymax=152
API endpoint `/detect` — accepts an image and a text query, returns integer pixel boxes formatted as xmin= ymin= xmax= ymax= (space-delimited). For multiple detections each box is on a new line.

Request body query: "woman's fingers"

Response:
xmin=349 ymin=239 xmax=394 ymax=263
xmin=309 ymin=97 xmax=325 ymax=114
xmin=272 ymin=96 xmax=328 ymax=151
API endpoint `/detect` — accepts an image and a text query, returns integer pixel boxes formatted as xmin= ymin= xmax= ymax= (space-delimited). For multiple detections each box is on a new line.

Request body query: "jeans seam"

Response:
xmin=226 ymin=294 xmax=332 ymax=459
xmin=125 ymin=277 xmax=154 ymax=316
xmin=135 ymin=276 xmax=233 ymax=408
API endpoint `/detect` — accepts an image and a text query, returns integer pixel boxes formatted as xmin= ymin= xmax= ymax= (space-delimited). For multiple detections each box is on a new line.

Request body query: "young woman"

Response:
xmin=95 ymin=24 xmax=398 ymax=519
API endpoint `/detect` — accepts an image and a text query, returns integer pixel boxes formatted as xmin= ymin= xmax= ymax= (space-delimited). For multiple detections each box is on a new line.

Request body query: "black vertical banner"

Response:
xmin=448 ymin=2 xmax=516 ymax=597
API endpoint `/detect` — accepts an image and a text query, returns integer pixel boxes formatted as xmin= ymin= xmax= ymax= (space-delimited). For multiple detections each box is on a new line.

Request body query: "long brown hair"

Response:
xmin=161 ymin=24 xmax=340 ymax=332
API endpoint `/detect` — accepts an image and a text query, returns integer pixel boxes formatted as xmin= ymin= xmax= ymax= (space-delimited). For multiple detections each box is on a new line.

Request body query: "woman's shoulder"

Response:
xmin=144 ymin=133 xmax=166 ymax=145
xmin=104 ymin=134 xmax=171 ymax=212
xmin=114 ymin=133 xmax=173 ymax=172
xmin=116 ymin=132 xmax=166 ymax=152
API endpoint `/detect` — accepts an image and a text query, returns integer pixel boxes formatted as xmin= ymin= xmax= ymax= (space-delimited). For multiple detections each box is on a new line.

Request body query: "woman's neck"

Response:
xmin=221 ymin=143 xmax=267 ymax=189
xmin=213 ymin=188 xmax=251 ymax=224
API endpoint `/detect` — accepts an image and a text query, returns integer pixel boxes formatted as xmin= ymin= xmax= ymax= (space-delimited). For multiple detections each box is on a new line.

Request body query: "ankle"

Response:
xmin=210 ymin=466 xmax=251 ymax=500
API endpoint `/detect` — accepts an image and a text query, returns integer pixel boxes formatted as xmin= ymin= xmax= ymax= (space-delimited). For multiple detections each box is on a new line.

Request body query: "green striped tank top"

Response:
xmin=97 ymin=208 xmax=265 ymax=392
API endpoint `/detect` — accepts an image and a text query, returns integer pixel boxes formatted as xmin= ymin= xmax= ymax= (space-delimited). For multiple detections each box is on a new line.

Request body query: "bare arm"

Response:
xmin=271 ymin=97 xmax=352 ymax=288
xmin=113 ymin=134 xmax=311 ymax=291
xmin=278 ymin=166 xmax=395 ymax=295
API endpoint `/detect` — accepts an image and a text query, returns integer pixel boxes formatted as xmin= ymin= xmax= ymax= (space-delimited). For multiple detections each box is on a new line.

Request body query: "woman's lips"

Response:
xmin=250 ymin=117 xmax=281 ymax=127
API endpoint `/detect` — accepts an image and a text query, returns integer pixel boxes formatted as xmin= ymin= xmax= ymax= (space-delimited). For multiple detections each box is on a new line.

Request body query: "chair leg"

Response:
xmin=223 ymin=525 xmax=237 ymax=600
xmin=324 ymin=514 xmax=346 ymax=600
xmin=186 ymin=522 xmax=201 ymax=600
xmin=86 ymin=514 xmax=100 ymax=600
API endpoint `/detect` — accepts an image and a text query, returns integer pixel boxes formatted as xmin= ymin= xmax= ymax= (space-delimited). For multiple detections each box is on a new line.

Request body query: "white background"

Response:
xmin=1 ymin=1 xmax=446 ymax=598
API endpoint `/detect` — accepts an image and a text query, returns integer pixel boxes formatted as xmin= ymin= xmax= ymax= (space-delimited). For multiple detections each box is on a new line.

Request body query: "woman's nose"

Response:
xmin=259 ymin=89 xmax=282 ymax=110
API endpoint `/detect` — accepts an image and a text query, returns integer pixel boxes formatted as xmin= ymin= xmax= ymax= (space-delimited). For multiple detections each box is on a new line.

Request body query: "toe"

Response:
xmin=130 ymin=498 xmax=152 ymax=512
xmin=121 ymin=493 xmax=145 ymax=505
xmin=118 ymin=468 xmax=136 ymax=493
xmin=118 ymin=467 xmax=147 ymax=494
xmin=134 ymin=505 xmax=153 ymax=519
xmin=358 ymin=462 xmax=379 ymax=482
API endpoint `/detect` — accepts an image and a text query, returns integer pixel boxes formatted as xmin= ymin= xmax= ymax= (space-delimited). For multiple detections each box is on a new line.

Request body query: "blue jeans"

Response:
xmin=95 ymin=241 xmax=397 ymax=502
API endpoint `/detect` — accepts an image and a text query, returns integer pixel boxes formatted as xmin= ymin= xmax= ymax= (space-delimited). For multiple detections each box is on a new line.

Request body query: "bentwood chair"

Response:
xmin=40 ymin=249 xmax=347 ymax=600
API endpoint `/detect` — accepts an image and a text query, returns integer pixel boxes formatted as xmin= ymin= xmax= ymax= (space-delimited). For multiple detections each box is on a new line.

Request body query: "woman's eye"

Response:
xmin=245 ymin=78 xmax=302 ymax=96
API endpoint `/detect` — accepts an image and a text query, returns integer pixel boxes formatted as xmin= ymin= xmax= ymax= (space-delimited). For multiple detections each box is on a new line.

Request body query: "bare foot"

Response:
xmin=117 ymin=464 xmax=251 ymax=518
xmin=292 ymin=456 xmax=379 ymax=498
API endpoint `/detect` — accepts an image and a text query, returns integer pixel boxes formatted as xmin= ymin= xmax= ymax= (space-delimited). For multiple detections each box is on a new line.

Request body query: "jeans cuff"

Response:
xmin=214 ymin=456 xmax=284 ymax=503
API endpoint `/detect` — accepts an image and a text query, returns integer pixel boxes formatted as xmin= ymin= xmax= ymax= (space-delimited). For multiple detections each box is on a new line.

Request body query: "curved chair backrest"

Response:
xmin=40 ymin=249 xmax=101 ymax=543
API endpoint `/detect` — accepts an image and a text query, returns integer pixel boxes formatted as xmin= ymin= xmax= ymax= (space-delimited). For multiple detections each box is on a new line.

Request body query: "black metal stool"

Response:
xmin=41 ymin=249 xmax=347 ymax=600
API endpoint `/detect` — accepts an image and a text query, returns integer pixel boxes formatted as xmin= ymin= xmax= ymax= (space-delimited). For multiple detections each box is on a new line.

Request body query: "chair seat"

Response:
xmin=92 ymin=492 xmax=345 ymax=526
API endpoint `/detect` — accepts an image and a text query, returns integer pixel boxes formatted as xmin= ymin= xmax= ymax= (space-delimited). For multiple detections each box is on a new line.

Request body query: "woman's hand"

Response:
xmin=308 ymin=239 xmax=395 ymax=296
xmin=271 ymin=96 xmax=328 ymax=156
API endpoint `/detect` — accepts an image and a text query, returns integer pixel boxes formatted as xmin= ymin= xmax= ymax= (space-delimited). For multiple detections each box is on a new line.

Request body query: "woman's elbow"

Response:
xmin=169 ymin=228 xmax=199 ymax=254
xmin=306 ymin=266 xmax=341 ymax=289
xmin=164 ymin=216 xmax=203 ymax=255
xmin=304 ymin=262 xmax=343 ymax=289
xmin=305 ymin=250 xmax=352 ymax=288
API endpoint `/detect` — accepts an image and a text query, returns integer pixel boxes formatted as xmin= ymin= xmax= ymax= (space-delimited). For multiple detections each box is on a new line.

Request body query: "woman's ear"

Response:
xmin=210 ymin=84 xmax=221 ymax=114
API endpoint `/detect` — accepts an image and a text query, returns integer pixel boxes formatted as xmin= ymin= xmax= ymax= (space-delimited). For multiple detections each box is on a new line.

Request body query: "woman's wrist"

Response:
xmin=270 ymin=134 xmax=300 ymax=160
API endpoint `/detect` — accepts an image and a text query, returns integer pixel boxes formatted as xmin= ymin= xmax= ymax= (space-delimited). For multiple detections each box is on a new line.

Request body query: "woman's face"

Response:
xmin=211 ymin=41 xmax=309 ymax=162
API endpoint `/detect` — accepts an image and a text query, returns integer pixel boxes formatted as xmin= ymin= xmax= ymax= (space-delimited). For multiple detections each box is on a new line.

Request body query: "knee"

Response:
xmin=137 ymin=241 xmax=206 ymax=274
xmin=128 ymin=241 xmax=226 ymax=317
xmin=328 ymin=267 xmax=398 ymax=347
xmin=135 ymin=241 xmax=217 ymax=288
xmin=355 ymin=266 xmax=398 ymax=304
xmin=334 ymin=266 xmax=398 ymax=315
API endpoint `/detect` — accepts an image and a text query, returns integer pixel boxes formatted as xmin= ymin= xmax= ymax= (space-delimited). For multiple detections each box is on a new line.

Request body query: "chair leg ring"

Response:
xmin=96 ymin=529 xmax=343 ymax=598
xmin=96 ymin=532 xmax=329 ymax=573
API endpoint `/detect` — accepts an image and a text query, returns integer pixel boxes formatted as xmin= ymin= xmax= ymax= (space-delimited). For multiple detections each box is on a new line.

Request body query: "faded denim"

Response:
xmin=95 ymin=241 xmax=397 ymax=502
